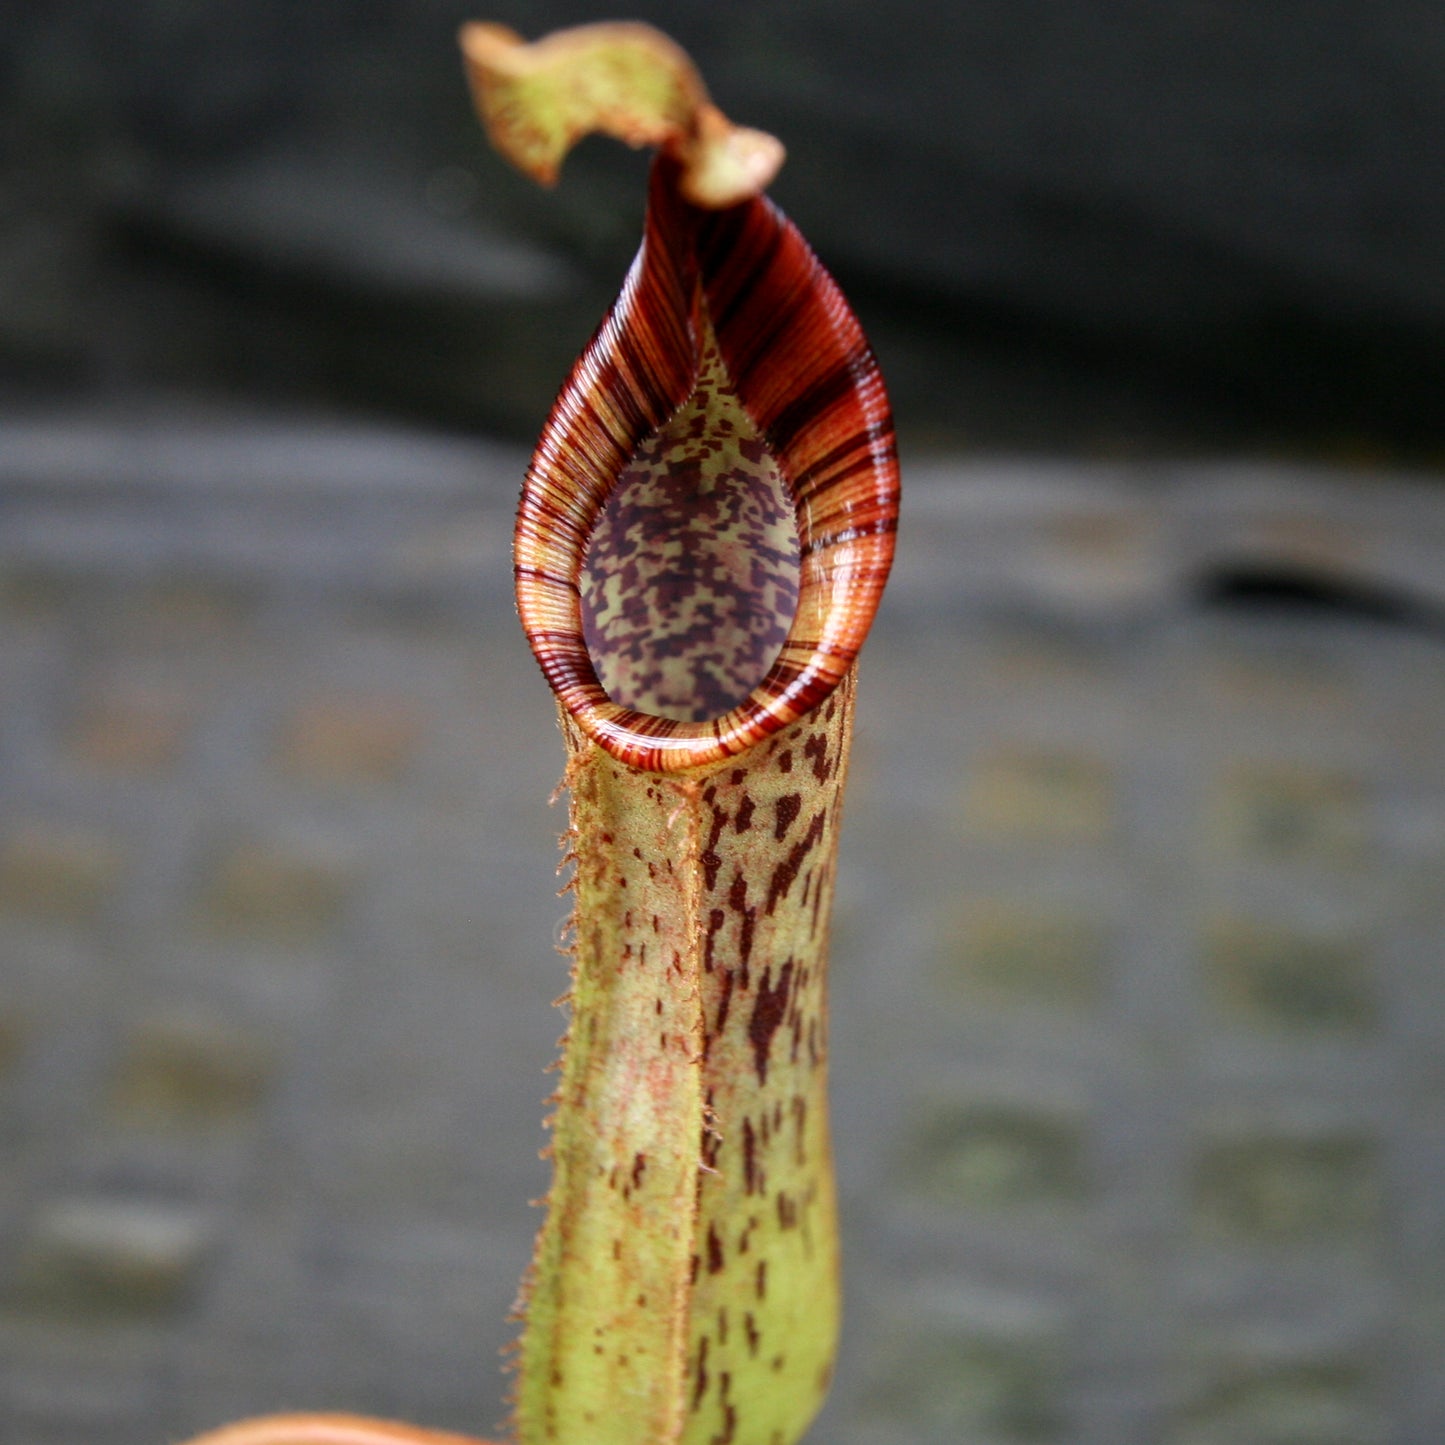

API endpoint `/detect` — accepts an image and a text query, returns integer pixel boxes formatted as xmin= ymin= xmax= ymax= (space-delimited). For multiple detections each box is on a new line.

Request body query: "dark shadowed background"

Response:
xmin=6 ymin=0 xmax=1445 ymax=454
xmin=2 ymin=5 xmax=1444 ymax=1445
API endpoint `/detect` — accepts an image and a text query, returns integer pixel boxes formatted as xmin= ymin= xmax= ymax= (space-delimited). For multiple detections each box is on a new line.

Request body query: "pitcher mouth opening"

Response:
xmin=514 ymin=157 xmax=898 ymax=774
xmin=578 ymin=308 xmax=801 ymax=727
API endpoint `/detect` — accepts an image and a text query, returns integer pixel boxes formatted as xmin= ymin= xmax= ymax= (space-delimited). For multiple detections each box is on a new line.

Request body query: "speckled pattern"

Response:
xmin=515 ymin=678 xmax=854 ymax=1445
xmin=580 ymin=320 xmax=799 ymax=724
xmin=684 ymin=685 xmax=853 ymax=1445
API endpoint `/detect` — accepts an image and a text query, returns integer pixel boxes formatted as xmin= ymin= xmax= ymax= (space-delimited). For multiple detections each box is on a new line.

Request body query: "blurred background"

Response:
xmin=1 ymin=3 xmax=1443 ymax=1443
xmin=7 ymin=0 xmax=1445 ymax=455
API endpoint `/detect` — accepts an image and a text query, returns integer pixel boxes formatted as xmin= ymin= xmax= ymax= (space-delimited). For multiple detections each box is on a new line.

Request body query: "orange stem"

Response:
xmin=177 ymin=1414 xmax=502 ymax=1445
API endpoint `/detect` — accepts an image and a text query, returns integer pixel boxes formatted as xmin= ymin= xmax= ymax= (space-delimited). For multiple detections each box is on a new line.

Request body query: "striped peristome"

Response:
xmin=514 ymin=156 xmax=897 ymax=774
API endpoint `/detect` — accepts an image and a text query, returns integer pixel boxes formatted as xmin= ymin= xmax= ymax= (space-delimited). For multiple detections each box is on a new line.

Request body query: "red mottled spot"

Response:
xmin=811 ymin=869 xmax=827 ymax=932
xmin=730 ymin=768 xmax=746 ymax=786
xmin=778 ymin=749 xmax=793 ymax=773
xmin=743 ymin=1116 xmax=759 ymax=1195
xmin=707 ymin=1222 xmax=725 ymax=1273
xmin=744 ymin=1312 xmax=761 ymax=1357
xmin=748 ymin=959 xmax=794 ymax=1083
xmin=718 ymin=1388 xmax=736 ymax=1443
xmin=704 ymin=907 xmax=725 ymax=973
xmin=700 ymin=805 xmax=728 ymax=892
xmin=804 ymin=731 xmax=831 ymax=781
xmin=734 ymin=795 xmax=755 ymax=832
xmin=774 ymin=792 xmax=802 ymax=840
xmin=702 ymin=849 xmax=722 ymax=892
xmin=739 ymin=1215 xmax=756 ymax=1254
xmin=701 ymin=1123 xmax=722 ymax=1171
xmin=765 ymin=810 xmax=825 ymax=915
xmin=714 ymin=966 xmax=735 ymax=1038
xmin=692 ymin=1333 xmax=710 ymax=1407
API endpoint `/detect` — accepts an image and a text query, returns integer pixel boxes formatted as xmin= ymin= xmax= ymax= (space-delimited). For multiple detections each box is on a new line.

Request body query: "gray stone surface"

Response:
xmin=1 ymin=411 xmax=1443 ymax=1444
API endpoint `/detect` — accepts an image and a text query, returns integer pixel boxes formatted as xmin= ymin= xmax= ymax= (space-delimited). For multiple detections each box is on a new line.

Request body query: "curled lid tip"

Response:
xmin=459 ymin=20 xmax=784 ymax=207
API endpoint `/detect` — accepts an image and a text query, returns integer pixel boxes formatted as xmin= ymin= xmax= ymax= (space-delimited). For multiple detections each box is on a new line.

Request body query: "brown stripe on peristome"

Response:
xmin=694 ymin=210 xmax=788 ymax=337
xmin=758 ymin=354 xmax=872 ymax=457
xmin=787 ymin=428 xmax=893 ymax=497
xmin=714 ymin=287 xmax=814 ymax=398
